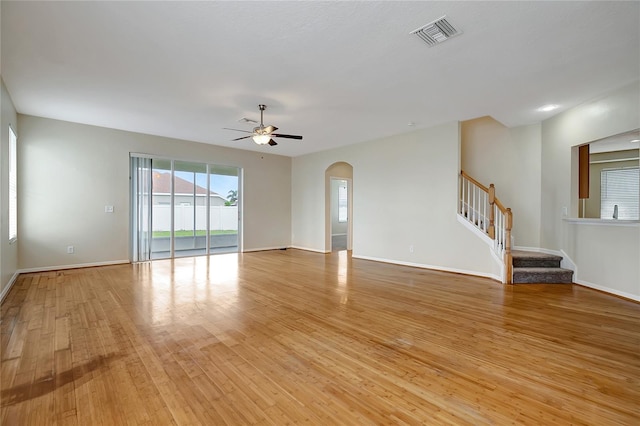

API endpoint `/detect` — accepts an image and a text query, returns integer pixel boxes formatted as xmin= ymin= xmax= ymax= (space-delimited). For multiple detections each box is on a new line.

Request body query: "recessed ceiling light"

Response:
xmin=631 ymin=139 xmax=640 ymax=143
xmin=537 ymin=104 xmax=559 ymax=112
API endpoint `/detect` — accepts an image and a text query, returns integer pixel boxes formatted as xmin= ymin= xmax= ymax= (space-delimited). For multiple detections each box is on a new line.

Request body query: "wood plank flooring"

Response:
xmin=1 ymin=249 xmax=639 ymax=425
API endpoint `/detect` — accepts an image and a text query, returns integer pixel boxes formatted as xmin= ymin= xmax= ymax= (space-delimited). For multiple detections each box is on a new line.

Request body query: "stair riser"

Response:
xmin=513 ymin=272 xmax=573 ymax=284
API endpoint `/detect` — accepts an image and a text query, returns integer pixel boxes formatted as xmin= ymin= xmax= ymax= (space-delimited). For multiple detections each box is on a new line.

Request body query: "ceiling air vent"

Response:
xmin=410 ymin=16 xmax=461 ymax=47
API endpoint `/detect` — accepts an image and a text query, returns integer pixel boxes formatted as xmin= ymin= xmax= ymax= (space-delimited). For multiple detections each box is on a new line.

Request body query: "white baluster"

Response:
xmin=459 ymin=175 xmax=463 ymax=215
xmin=467 ymin=181 xmax=471 ymax=221
xmin=483 ymin=191 xmax=487 ymax=232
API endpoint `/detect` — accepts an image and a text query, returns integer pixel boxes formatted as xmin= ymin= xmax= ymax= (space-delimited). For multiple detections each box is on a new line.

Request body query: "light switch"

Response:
xmin=105 ymin=205 xmax=114 ymax=213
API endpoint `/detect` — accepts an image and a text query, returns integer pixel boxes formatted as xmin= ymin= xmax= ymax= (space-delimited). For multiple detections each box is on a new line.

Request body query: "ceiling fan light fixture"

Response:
xmin=225 ymin=104 xmax=302 ymax=147
xmin=252 ymin=134 xmax=271 ymax=145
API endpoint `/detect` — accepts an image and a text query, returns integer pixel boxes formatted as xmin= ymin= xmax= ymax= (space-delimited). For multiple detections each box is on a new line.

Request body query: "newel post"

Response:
xmin=504 ymin=208 xmax=513 ymax=285
xmin=488 ymin=184 xmax=496 ymax=239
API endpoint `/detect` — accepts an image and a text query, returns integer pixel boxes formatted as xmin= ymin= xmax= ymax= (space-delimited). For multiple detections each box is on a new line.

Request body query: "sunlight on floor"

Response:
xmin=142 ymin=253 xmax=241 ymax=326
xmin=337 ymin=250 xmax=349 ymax=304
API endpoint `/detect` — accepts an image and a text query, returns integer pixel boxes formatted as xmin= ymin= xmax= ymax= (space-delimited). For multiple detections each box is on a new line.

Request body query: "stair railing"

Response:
xmin=459 ymin=172 xmax=490 ymax=234
xmin=459 ymin=171 xmax=513 ymax=284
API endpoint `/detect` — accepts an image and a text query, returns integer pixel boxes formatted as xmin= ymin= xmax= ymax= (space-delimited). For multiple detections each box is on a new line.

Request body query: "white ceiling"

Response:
xmin=1 ymin=1 xmax=639 ymax=157
xmin=590 ymin=129 xmax=640 ymax=154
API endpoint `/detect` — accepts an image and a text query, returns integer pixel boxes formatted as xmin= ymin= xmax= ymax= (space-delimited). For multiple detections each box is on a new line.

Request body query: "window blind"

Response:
xmin=600 ymin=167 xmax=639 ymax=220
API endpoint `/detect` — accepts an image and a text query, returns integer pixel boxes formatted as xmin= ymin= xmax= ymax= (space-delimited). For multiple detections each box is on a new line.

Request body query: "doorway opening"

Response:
xmin=325 ymin=162 xmax=353 ymax=252
xmin=330 ymin=178 xmax=349 ymax=251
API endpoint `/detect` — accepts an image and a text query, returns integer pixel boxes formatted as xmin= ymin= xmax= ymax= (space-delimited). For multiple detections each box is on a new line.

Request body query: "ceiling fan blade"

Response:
xmin=271 ymin=133 xmax=303 ymax=140
xmin=263 ymin=125 xmax=278 ymax=134
xmin=223 ymin=127 xmax=253 ymax=134
xmin=231 ymin=135 xmax=252 ymax=141
xmin=268 ymin=139 xmax=278 ymax=146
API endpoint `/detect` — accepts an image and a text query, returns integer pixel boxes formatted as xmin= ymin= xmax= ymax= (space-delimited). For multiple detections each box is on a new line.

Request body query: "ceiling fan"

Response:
xmin=224 ymin=104 xmax=303 ymax=146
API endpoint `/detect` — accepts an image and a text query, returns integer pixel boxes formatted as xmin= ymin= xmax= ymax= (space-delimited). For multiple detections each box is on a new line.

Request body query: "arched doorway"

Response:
xmin=325 ymin=162 xmax=353 ymax=252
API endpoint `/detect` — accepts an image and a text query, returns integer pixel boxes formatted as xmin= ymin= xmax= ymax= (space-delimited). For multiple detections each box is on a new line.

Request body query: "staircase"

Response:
xmin=512 ymin=250 xmax=573 ymax=284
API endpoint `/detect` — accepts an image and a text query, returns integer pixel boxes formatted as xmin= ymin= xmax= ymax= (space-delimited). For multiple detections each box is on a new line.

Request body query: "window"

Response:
xmin=600 ymin=167 xmax=639 ymax=220
xmin=9 ymin=126 xmax=17 ymax=241
xmin=338 ymin=180 xmax=348 ymax=222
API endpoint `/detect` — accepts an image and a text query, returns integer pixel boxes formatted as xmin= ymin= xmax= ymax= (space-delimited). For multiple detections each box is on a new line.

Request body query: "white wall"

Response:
xmin=0 ymin=77 xmax=19 ymax=297
xmin=292 ymin=122 xmax=501 ymax=279
xmin=17 ymin=115 xmax=291 ymax=270
xmin=461 ymin=117 xmax=542 ymax=248
xmin=541 ymin=81 xmax=640 ymax=299
xmin=564 ymin=221 xmax=639 ymax=298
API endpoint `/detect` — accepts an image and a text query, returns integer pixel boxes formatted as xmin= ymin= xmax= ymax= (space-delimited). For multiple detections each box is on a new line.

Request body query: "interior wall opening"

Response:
xmin=325 ymin=162 xmax=353 ymax=252
xmin=574 ymin=129 xmax=639 ymax=220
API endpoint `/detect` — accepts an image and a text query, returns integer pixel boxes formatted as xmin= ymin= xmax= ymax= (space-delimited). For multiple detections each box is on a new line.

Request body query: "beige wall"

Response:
xmin=292 ymin=122 xmax=501 ymax=279
xmin=1 ymin=78 xmax=19 ymax=297
xmin=564 ymin=221 xmax=639 ymax=297
xmin=17 ymin=115 xmax=291 ymax=270
xmin=461 ymin=116 xmax=542 ymax=248
xmin=541 ymin=81 xmax=640 ymax=299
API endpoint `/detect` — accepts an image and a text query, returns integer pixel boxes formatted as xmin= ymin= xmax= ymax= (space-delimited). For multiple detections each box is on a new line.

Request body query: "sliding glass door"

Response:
xmin=209 ymin=165 xmax=239 ymax=253
xmin=173 ymin=161 xmax=208 ymax=257
xmin=131 ymin=156 xmax=152 ymax=262
xmin=131 ymin=155 xmax=241 ymax=261
xmin=150 ymin=159 xmax=172 ymax=259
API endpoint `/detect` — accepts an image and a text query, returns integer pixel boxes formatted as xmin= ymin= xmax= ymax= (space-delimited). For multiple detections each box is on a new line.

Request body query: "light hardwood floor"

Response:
xmin=1 ymin=249 xmax=639 ymax=425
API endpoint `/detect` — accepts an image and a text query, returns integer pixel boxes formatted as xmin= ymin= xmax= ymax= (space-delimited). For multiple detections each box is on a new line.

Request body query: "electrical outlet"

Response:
xmin=409 ymin=245 xmax=414 ymax=253
xmin=562 ymin=206 xmax=568 ymax=217
xmin=67 ymin=246 xmax=74 ymax=254
xmin=105 ymin=205 xmax=114 ymax=213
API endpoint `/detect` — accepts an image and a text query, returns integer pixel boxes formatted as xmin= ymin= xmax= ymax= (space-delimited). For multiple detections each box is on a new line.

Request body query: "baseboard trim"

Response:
xmin=242 ymin=246 xmax=289 ymax=253
xmin=489 ymin=248 xmax=506 ymax=283
xmin=574 ymin=278 xmax=640 ymax=303
xmin=0 ymin=271 xmax=21 ymax=303
xmin=18 ymin=259 xmax=130 ymax=274
xmin=288 ymin=246 xmax=331 ymax=254
xmin=352 ymin=254 xmax=502 ymax=282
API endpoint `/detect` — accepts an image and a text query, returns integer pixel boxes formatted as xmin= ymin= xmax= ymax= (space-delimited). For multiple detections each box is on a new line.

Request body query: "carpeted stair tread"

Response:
xmin=512 ymin=250 xmax=563 ymax=268
xmin=511 ymin=251 xmax=562 ymax=268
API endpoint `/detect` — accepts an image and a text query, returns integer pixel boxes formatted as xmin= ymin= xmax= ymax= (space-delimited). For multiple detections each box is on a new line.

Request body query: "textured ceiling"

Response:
xmin=1 ymin=1 xmax=639 ymax=157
